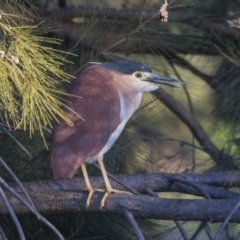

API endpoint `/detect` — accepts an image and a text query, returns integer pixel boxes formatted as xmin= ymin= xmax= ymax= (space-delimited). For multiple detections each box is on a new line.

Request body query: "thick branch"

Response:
xmin=1 ymin=190 xmax=240 ymax=222
xmin=7 ymin=172 xmax=240 ymax=199
xmin=40 ymin=6 xmax=240 ymax=39
xmin=1 ymin=172 xmax=240 ymax=221
xmin=14 ymin=174 xmax=240 ymax=198
xmin=39 ymin=6 xmax=240 ymax=58
xmin=41 ymin=15 xmax=215 ymax=56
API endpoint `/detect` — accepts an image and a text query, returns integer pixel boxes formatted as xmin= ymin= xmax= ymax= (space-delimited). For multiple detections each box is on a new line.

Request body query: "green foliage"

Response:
xmin=0 ymin=1 xmax=73 ymax=136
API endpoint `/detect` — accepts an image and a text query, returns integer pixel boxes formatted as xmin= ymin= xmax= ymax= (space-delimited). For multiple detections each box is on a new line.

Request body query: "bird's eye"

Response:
xmin=135 ymin=72 xmax=142 ymax=78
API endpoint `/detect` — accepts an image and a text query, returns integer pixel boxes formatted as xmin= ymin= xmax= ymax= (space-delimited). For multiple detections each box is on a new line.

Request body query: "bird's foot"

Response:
xmin=100 ymin=188 xmax=132 ymax=208
xmin=86 ymin=187 xmax=94 ymax=207
xmin=86 ymin=188 xmax=104 ymax=207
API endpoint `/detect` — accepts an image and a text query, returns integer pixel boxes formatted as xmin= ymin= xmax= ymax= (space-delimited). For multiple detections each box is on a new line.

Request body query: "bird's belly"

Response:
xmin=85 ymin=119 xmax=127 ymax=163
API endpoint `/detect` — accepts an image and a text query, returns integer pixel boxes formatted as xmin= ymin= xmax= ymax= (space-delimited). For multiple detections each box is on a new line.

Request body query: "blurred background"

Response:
xmin=1 ymin=0 xmax=240 ymax=239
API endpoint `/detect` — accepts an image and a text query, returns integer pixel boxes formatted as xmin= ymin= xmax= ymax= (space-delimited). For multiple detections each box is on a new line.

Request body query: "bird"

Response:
xmin=51 ymin=59 xmax=182 ymax=207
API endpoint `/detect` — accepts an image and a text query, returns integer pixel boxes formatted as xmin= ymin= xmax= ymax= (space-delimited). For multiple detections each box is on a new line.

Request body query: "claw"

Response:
xmin=100 ymin=188 xmax=132 ymax=208
xmin=86 ymin=187 xmax=94 ymax=207
xmin=86 ymin=188 xmax=104 ymax=207
xmin=82 ymin=160 xmax=132 ymax=208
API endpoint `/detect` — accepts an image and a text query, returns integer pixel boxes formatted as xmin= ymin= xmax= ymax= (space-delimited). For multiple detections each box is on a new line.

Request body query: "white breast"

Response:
xmin=86 ymin=73 xmax=143 ymax=163
xmin=88 ymin=86 xmax=142 ymax=163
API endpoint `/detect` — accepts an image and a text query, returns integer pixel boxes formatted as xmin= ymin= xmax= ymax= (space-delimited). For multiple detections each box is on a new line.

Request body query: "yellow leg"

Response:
xmin=98 ymin=158 xmax=131 ymax=208
xmin=81 ymin=163 xmax=94 ymax=207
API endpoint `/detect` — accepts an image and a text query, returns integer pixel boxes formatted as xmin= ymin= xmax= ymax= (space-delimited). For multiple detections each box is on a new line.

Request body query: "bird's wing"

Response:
xmin=51 ymin=65 xmax=121 ymax=180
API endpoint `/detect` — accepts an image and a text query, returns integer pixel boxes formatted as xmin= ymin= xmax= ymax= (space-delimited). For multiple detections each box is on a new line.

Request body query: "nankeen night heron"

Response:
xmin=51 ymin=60 xmax=182 ymax=207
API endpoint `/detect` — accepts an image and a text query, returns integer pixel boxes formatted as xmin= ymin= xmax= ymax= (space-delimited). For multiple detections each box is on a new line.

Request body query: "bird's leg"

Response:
xmin=81 ymin=163 xmax=95 ymax=207
xmin=98 ymin=158 xmax=131 ymax=208
xmin=81 ymin=164 xmax=106 ymax=207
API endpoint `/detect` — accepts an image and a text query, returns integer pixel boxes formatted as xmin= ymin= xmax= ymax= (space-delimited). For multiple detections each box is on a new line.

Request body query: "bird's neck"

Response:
xmin=114 ymin=75 xmax=143 ymax=122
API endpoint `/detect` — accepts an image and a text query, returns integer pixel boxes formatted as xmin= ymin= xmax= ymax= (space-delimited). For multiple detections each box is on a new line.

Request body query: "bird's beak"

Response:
xmin=144 ymin=73 xmax=183 ymax=88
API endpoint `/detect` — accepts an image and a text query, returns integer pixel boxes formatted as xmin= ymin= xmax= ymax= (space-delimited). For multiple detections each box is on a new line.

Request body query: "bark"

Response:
xmin=40 ymin=6 xmax=240 ymax=39
xmin=1 ymin=172 xmax=240 ymax=222
xmin=8 ymin=172 xmax=240 ymax=199
xmin=1 ymin=188 xmax=240 ymax=222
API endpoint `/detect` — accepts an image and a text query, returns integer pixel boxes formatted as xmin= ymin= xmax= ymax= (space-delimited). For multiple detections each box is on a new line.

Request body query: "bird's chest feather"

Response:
xmin=118 ymin=90 xmax=142 ymax=121
xmin=92 ymin=91 xmax=142 ymax=161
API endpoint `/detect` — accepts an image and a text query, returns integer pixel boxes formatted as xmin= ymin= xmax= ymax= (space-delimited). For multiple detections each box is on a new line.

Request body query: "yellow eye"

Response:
xmin=135 ymin=72 xmax=142 ymax=78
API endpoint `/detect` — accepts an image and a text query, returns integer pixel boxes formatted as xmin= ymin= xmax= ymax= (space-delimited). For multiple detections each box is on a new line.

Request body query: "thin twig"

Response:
xmin=190 ymin=222 xmax=208 ymax=240
xmin=0 ymin=122 xmax=52 ymax=135
xmin=37 ymin=217 xmax=65 ymax=240
xmin=225 ymin=225 xmax=230 ymax=240
xmin=213 ymin=198 xmax=240 ymax=240
xmin=0 ymin=127 xmax=32 ymax=159
xmin=0 ymin=186 xmax=25 ymax=240
xmin=40 ymin=125 xmax=52 ymax=134
xmin=166 ymin=175 xmax=211 ymax=199
xmin=183 ymin=164 xmax=194 ymax=173
xmin=144 ymin=188 xmax=158 ymax=197
xmin=122 ymin=208 xmax=145 ymax=240
xmin=0 ymin=177 xmax=40 ymax=216
xmin=144 ymin=137 xmax=204 ymax=152
xmin=214 ymin=44 xmax=240 ymax=67
xmin=0 ymin=157 xmax=38 ymax=217
xmin=0 ymin=177 xmax=65 ymax=240
xmin=0 ymin=122 xmax=13 ymax=129
xmin=168 ymin=60 xmax=196 ymax=171
xmin=205 ymin=224 xmax=214 ymax=240
xmin=0 ymin=225 xmax=8 ymax=240
xmin=66 ymin=215 xmax=84 ymax=240
xmin=174 ymin=221 xmax=190 ymax=240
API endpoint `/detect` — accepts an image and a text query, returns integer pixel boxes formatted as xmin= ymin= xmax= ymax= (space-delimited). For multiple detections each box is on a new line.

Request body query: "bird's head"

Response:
xmin=91 ymin=60 xmax=183 ymax=92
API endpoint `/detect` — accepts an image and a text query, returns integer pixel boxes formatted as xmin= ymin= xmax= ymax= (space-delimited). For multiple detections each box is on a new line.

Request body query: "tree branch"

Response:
xmin=214 ymin=199 xmax=240 ymax=240
xmin=1 ymin=189 xmax=240 ymax=222
xmin=161 ymin=52 xmax=219 ymax=91
xmin=40 ymin=6 xmax=240 ymax=40
xmin=174 ymin=220 xmax=190 ymax=240
xmin=122 ymin=208 xmax=145 ymax=240
xmin=153 ymin=88 xmax=235 ymax=168
xmin=0 ymin=186 xmax=25 ymax=240
xmin=9 ymin=172 xmax=239 ymax=200
xmin=0 ymin=225 xmax=7 ymax=240
xmin=0 ymin=172 xmax=240 ymax=223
